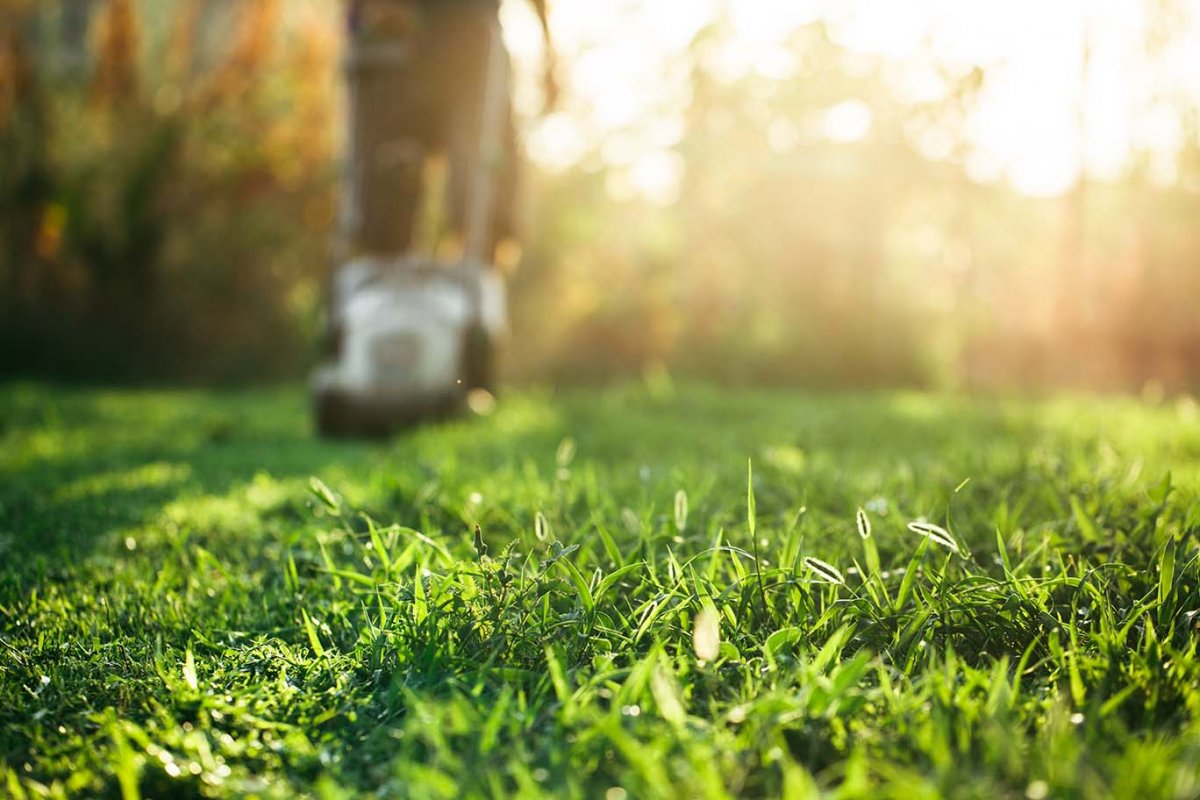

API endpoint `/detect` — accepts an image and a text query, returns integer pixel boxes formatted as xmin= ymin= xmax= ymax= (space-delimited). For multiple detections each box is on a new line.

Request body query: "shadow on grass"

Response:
xmin=0 ymin=384 xmax=366 ymax=560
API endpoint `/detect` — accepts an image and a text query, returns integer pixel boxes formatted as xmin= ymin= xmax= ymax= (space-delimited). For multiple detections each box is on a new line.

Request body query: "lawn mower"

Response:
xmin=312 ymin=7 xmax=511 ymax=436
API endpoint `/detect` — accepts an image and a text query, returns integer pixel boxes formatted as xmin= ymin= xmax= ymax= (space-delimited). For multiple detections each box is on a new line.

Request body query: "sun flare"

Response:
xmin=503 ymin=0 xmax=1200 ymax=198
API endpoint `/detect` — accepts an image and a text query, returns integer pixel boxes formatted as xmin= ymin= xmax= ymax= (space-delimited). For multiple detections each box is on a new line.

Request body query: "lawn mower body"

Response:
xmin=312 ymin=7 xmax=511 ymax=436
xmin=312 ymin=255 xmax=505 ymax=435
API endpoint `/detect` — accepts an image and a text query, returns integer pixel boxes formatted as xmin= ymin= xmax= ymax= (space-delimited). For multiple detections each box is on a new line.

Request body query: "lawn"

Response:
xmin=1 ymin=382 xmax=1199 ymax=798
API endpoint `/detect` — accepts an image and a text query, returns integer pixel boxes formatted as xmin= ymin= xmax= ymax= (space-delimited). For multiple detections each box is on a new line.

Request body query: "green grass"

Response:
xmin=2 ymin=382 xmax=1199 ymax=799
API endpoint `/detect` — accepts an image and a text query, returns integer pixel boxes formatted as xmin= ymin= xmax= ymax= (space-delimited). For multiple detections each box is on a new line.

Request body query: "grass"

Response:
xmin=1 ymin=381 xmax=1199 ymax=798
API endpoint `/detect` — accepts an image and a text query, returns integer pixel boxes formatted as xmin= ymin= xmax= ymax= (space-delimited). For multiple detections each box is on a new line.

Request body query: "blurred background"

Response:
xmin=1 ymin=0 xmax=1198 ymax=391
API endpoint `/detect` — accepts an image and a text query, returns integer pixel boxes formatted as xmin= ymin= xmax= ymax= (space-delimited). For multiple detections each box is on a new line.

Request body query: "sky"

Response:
xmin=500 ymin=0 xmax=1200 ymax=198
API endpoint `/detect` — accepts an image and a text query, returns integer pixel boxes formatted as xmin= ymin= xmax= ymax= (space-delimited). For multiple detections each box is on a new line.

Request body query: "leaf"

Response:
xmin=693 ymin=605 xmax=721 ymax=662
xmin=764 ymin=626 xmax=804 ymax=659
xmin=995 ymin=527 xmax=1012 ymax=574
xmin=556 ymin=556 xmax=595 ymax=612
xmin=413 ymin=564 xmax=428 ymax=623
xmin=1148 ymin=470 xmax=1173 ymax=507
xmin=894 ymin=536 xmax=929 ymax=611
xmin=594 ymin=563 xmax=644 ymax=604
xmin=318 ymin=567 xmax=378 ymax=586
xmin=593 ymin=519 xmax=623 ymax=566
xmin=396 ymin=525 xmax=453 ymax=563
xmin=746 ymin=459 xmax=757 ymax=537
xmin=813 ymin=626 xmax=852 ymax=671
xmin=1069 ymin=496 xmax=1101 ymax=541
xmin=109 ymin=722 xmax=141 ymax=800
xmin=285 ymin=553 xmax=300 ymax=593
xmin=535 ymin=511 xmax=550 ymax=542
xmin=7 ymin=767 xmax=29 ymax=800
xmin=544 ymin=646 xmax=573 ymax=711
xmin=540 ymin=541 xmax=580 ymax=572
xmin=1158 ymin=536 xmax=1177 ymax=624
xmin=308 ymin=477 xmax=340 ymax=513
xmin=367 ymin=517 xmax=391 ymax=575
xmin=301 ymin=608 xmax=326 ymax=658
xmin=182 ymin=648 xmax=198 ymax=692
xmin=650 ymin=662 xmax=686 ymax=727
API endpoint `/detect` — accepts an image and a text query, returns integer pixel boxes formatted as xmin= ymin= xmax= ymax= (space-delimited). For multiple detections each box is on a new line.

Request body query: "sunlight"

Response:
xmin=822 ymin=99 xmax=872 ymax=143
xmin=503 ymin=0 xmax=1200 ymax=199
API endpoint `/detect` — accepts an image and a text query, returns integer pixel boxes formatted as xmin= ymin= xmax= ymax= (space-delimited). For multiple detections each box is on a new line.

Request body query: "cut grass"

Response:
xmin=1 ymin=382 xmax=1199 ymax=798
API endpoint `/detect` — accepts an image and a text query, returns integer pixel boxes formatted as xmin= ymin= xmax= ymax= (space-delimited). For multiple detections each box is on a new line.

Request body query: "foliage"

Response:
xmin=0 ymin=1 xmax=336 ymax=381
xmin=5 ymin=4 xmax=1200 ymax=388
xmin=2 ymin=383 xmax=1199 ymax=797
xmin=508 ymin=14 xmax=1200 ymax=391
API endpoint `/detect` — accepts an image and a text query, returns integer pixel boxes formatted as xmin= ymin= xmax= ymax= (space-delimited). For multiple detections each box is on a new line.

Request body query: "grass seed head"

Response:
xmin=856 ymin=507 xmax=871 ymax=538
xmin=804 ymin=556 xmax=845 ymax=585
xmin=906 ymin=520 xmax=960 ymax=554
